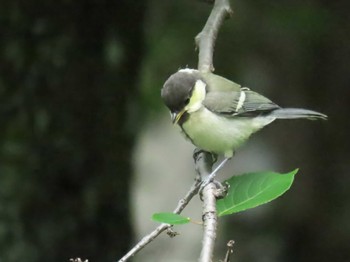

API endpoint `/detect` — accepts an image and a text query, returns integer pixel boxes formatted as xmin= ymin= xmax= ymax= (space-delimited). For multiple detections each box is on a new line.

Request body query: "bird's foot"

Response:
xmin=199 ymin=179 xmax=229 ymax=200
xmin=198 ymin=157 xmax=230 ymax=197
xmin=206 ymin=157 xmax=230 ymax=182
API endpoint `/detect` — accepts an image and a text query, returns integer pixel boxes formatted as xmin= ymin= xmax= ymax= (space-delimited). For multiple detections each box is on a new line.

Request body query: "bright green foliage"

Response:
xmin=217 ymin=169 xmax=298 ymax=216
xmin=152 ymin=213 xmax=191 ymax=225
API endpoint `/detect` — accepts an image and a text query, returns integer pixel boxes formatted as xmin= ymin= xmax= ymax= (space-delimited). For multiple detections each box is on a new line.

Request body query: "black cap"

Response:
xmin=161 ymin=70 xmax=202 ymax=113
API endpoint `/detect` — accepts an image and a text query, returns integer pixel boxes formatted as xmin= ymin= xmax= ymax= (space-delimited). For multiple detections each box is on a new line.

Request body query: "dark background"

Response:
xmin=1 ymin=0 xmax=349 ymax=261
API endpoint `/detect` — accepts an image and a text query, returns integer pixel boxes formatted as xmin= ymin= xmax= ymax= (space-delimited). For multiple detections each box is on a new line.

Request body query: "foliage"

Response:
xmin=152 ymin=169 xmax=297 ymax=225
xmin=217 ymin=169 xmax=297 ymax=216
xmin=152 ymin=213 xmax=190 ymax=225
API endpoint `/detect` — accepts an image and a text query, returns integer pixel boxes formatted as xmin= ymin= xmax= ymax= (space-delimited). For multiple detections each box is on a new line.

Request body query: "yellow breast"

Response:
xmin=181 ymin=107 xmax=272 ymax=157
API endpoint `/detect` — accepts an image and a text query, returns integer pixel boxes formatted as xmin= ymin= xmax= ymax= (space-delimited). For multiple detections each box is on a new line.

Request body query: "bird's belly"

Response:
xmin=181 ymin=108 xmax=269 ymax=157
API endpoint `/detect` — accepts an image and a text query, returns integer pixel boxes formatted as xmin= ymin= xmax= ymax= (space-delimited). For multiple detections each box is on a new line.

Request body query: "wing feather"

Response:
xmin=203 ymin=89 xmax=280 ymax=117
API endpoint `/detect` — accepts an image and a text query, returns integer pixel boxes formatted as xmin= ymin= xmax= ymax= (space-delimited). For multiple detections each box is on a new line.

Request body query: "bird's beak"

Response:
xmin=172 ymin=109 xmax=186 ymax=124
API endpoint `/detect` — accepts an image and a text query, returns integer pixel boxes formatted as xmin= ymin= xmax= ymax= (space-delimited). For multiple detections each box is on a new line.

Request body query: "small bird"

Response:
xmin=161 ymin=68 xmax=327 ymax=176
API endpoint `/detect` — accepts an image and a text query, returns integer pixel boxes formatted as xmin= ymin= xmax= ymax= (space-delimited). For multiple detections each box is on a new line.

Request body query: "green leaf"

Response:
xmin=152 ymin=212 xmax=190 ymax=225
xmin=217 ymin=169 xmax=298 ymax=216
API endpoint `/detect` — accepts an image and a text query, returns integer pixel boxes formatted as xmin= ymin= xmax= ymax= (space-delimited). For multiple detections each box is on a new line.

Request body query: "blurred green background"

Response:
xmin=1 ymin=0 xmax=349 ymax=261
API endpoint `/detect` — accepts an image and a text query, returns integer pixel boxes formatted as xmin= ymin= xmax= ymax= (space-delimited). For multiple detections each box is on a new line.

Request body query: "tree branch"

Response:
xmin=195 ymin=1 xmax=232 ymax=261
xmin=196 ymin=0 xmax=233 ymax=73
xmin=118 ymin=176 xmax=201 ymax=262
xmin=194 ymin=149 xmax=218 ymax=262
xmin=223 ymin=240 xmax=235 ymax=262
xmin=200 ymin=183 xmax=218 ymax=262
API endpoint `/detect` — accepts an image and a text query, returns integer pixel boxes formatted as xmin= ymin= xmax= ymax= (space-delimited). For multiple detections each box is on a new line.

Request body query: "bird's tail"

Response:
xmin=269 ymin=108 xmax=327 ymax=120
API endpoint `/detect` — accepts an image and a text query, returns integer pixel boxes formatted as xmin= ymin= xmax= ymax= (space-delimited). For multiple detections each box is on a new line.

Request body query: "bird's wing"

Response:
xmin=203 ymin=89 xmax=280 ymax=116
xmin=200 ymin=73 xmax=242 ymax=92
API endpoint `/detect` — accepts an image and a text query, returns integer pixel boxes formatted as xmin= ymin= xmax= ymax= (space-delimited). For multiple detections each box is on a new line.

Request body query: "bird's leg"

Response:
xmin=209 ymin=157 xmax=230 ymax=180
xmin=200 ymin=157 xmax=230 ymax=189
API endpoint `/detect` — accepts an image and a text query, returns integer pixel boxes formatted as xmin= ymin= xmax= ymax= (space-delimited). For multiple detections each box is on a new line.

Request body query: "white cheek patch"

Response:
xmin=186 ymin=80 xmax=206 ymax=113
xmin=236 ymin=90 xmax=246 ymax=112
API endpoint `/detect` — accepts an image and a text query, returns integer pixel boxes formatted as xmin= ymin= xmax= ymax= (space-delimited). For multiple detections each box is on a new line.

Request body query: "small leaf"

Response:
xmin=152 ymin=212 xmax=190 ymax=225
xmin=217 ymin=169 xmax=298 ymax=216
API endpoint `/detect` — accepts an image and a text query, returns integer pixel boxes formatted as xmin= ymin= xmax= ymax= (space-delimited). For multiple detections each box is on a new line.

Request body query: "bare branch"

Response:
xmin=118 ymin=176 xmax=201 ymax=262
xmin=195 ymin=1 xmax=233 ymax=261
xmin=223 ymin=240 xmax=235 ymax=262
xmin=199 ymin=183 xmax=218 ymax=262
xmin=196 ymin=0 xmax=233 ymax=73
xmin=193 ymin=150 xmax=217 ymax=262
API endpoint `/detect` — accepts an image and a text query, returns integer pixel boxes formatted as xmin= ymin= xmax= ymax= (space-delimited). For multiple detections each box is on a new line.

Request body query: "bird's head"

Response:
xmin=161 ymin=69 xmax=207 ymax=124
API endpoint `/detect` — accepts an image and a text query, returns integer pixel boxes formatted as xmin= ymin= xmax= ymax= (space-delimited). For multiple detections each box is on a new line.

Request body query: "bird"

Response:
xmin=161 ymin=68 xmax=327 ymax=179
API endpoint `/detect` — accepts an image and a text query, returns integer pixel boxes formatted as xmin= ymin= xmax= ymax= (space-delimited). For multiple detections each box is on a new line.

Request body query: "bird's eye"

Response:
xmin=184 ymin=98 xmax=190 ymax=105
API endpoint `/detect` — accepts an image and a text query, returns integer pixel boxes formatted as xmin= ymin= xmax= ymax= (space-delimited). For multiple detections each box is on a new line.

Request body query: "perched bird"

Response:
xmin=161 ymin=68 xmax=327 ymax=176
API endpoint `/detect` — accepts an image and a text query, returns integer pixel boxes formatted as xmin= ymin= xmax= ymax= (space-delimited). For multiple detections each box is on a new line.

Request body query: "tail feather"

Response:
xmin=269 ymin=108 xmax=327 ymax=120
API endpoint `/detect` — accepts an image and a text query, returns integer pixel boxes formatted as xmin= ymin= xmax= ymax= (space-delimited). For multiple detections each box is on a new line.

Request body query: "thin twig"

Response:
xmin=196 ymin=0 xmax=233 ymax=72
xmin=223 ymin=240 xmax=235 ymax=262
xmin=117 ymin=176 xmax=201 ymax=262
